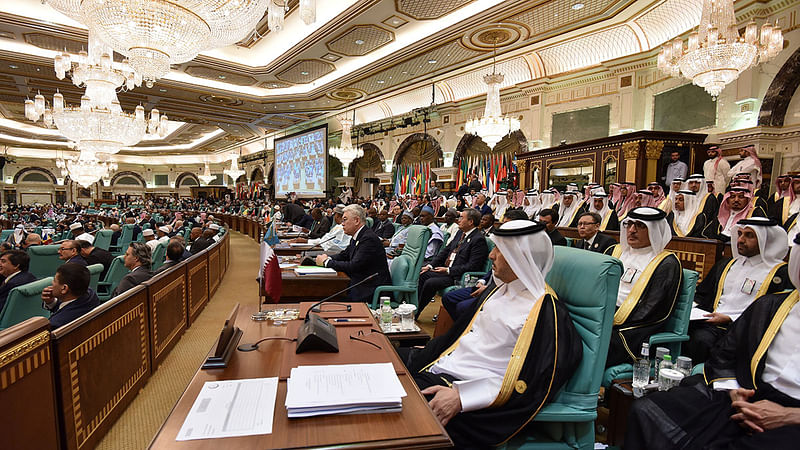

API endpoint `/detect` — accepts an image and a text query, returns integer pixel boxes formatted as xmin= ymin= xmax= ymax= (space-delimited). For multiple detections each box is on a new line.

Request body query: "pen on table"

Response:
xmin=333 ymin=318 xmax=367 ymax=322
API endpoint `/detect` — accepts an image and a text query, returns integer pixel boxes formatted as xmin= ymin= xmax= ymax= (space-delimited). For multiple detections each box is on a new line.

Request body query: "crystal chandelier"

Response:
xmin=224 ymin=151 xmax=246 ymax=183
xmin=300 ymin=0 xmax=316 ymax=25
xmin=657 ymin=0 xmax=784 ymax=98
xmin=198 ymin=161 xmax=216 ymax=185
xmin=64 ymin=152 xmax=118 ymax=188
xmin=329 ymin=114 xmax=362 ymax=177
xmin=46 ymin=0 xmax=271 ymax=86
xmin=465 ymin=44 xmax=520 ymax=150
xmin=24 ymin=32 xmax=166 ymax=157
xmin=268 ymin=0 xmax=286 ymax=32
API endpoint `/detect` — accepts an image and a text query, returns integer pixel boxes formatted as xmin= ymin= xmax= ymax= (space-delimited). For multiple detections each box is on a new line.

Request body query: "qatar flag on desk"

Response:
xmin=257 ymin=239 xmax=282 ymax=303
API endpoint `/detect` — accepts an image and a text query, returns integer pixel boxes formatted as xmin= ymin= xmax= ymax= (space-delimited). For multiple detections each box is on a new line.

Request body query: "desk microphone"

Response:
xmin=297 ymin=273 xmax=379 ymax=354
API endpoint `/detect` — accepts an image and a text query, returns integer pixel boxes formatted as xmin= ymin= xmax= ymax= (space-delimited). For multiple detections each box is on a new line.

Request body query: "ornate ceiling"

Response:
xmin=0 ymin=0 xmax=736 ymax=159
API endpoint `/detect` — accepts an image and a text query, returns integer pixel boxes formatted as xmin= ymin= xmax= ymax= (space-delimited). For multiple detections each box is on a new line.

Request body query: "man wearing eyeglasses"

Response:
xmin=58 ymin=240 xmax=87 ymax=266
xmin=604 ymin=207 xmax=681 ymax=368
xmin=572 ymin=212 xmax=616 ymax=253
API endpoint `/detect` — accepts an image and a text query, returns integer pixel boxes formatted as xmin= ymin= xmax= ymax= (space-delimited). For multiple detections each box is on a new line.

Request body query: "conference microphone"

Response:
xmin=302 ymin=233 xmax=336 ymax=250
xmin=299 ymin=234 xmax=338 ymax=265
xmin=296 ymin=273 xmax=380 ymax=354
xmin=304 ymin=272 xmax=379 ymax=319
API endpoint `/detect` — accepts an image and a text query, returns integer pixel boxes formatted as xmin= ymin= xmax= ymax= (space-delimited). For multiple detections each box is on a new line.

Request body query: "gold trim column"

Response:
xmin=517 ymin=160 xmax=528 ymax=190
xmin=622 ymin=141 xmax=640 ymax=183
xmin=645 ymin=140 xmax=664 ymax=184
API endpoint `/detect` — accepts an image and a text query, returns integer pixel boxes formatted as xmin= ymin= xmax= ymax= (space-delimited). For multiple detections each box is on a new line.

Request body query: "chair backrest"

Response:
xmin=478 ymin=237 xmax=495 ymax=274
xmin=660 ymin=269 xmax=699 ymax=356
xmin=0 ymin=277 xmax=53 ymax=329
xmin=87 ymin=264 xmax=103 ymax=291
xmin=28 ymin=244 xmax=64 ymax=280
xmin=151 ymin=242 xmax=168 ymax=271
xmin=392 ymin=222 xmax=402 ymax=234
xmin=399 ymin=225 xmax=431 ymax=281
xmin=0 ymin=229 xmax=12 ymax=241
xmin=117 ymin=224 xmax=135 ymax=249
xmin=93 ymin=229 xmax=113 ymax=251
xmin=544 ymin=246 xmax=622 ymax=405
xmin=99 ymin=256 xmax=130 ymax=301
xmin=366 ymin=217 xmax=374 ymax=228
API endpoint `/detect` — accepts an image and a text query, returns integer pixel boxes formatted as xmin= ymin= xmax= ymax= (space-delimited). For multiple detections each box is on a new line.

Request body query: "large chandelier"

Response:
xmin=657 ymin=0 xmax=783 ymax=98
xmin=329 ymin=115 xmax=362 ymax=177
xmin=224 ymin=151 xmax=246 ymax=183
xmin=64 ymin=152 xmax=118 ymax=188
xmin=46 ymin=0 xmax=274 ymax=86
xmin=198 ymin=161 xmax=216 ymax=185
xmin=24 ymin=32 xmax=166 ymax=156
xmin=465 ymin=46 xmax=520 ymax=150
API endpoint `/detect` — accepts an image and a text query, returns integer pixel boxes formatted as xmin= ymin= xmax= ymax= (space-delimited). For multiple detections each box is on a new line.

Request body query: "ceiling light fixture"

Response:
xmin=572 ymin=3 xmax=585 ymax=10
xmin=329 ymin=111 xmax=362 ymax=177
xmin=657 ymin=0 xmax=783 ymax=98
xmin=355 ymin=39 xmax=365 ymax=45
xmin=224 ymin=149 xmax=246 ymax=183
xmin=198 ymin=161 xmax=216 ymax=185
xmin=465 ymin=41 xmax=520 ymax=150
xmin=46 ymin=0 xmax=279 ymax=87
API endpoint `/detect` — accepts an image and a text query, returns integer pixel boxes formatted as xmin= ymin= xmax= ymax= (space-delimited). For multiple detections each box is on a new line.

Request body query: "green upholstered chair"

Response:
xmin=0 ymin=229 xmax=13 ymax=242
xmin=370 ymin=225 xmax=431 ymax=308
xmin=366 ymin=217 xmax=374 ymax=228
xmin=28 ymin=245 xmax=64 ymax=280
xmin=601 ymin=269 xmax=699 ymax=388
xmin=109 ymin=224 xmax=135 ymax=255
xmin=503 ymin=246 xmax=622 ymax=450
xmin=93 ymin=229 xmax=113 ymax=251
xmin=392 ymin=222 xmax=402 ymax=234
xmin=0 ymin=277 xmax=53 ymax=330
xmin=87 ymin=263 xmax=104 ymax=292
xmin=97 ymin=256 xmax=130 ymax=302
xmin=151 ymin=241 xmax=167 ymax=271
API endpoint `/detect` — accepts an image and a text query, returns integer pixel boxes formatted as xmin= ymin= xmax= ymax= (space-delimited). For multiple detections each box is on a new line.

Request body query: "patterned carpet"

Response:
xmin=96 ymin=231 xmax=440 ymax=449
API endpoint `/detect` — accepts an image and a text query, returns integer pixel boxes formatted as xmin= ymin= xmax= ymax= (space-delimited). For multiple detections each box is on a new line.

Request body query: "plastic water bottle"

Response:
xmin=632 ymin=343 xmax=650 ymax=396
xmin=654 ymin=347 xmax=670 ymax=383
xmin=380 ymin=297 xmax=392 ymax=332
xmin=657 ymin=355 xmax=674 ymax=391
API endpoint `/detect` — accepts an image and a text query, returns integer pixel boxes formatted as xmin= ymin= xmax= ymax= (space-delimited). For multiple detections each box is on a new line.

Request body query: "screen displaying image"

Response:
xmin=274 ymin=125 xmax=327 ymax=197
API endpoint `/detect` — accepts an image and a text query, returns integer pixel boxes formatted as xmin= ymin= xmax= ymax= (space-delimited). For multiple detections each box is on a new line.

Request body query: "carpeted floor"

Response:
xmin=97 ymin=231 xmax=441 ymax=449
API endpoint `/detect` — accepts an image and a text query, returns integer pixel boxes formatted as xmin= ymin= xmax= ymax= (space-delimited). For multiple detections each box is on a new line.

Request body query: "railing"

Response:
xmin=0 ymin=229 xmax=230 ymax=450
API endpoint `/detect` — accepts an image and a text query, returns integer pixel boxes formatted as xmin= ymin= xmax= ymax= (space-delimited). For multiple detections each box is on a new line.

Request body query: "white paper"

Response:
xmin=690 ymin=304 xmax=710 ymax=321
xmin=285 ymin=363 xmax=406 ymax=417
xmin=294 ymin=267 xmax=337 ymax=275
xmin=289 ymin=242 xmax=313 ymax=247
xmin=176 ymin=377 xmax=278 ymax=441
xmin=279 ymin=263 xmax=297 ymax=269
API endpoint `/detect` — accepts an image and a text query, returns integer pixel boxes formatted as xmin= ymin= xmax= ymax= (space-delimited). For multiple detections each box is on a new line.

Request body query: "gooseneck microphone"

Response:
xmin=296 ymin=273 xmax=380 ymax=353
xmin=305 ymin=273 xmax=379 ymax=319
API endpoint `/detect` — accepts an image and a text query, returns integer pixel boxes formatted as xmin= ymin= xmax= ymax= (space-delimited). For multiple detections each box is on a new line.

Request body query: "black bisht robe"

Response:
xmin=625 ymin=291 xmax=800 ymax=450
xmin=687 ymin=258 xmax=791 ymax=363
xmin=666 ymin=211 xmax=712 ymax=238
xmin=604 ymin=246 xmax=682 ymax=367
xmin=407 ymin=281 xmax=583 ymax=448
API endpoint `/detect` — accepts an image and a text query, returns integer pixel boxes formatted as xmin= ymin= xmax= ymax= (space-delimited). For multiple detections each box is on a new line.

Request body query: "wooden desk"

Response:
xmin=149 ymin=304 xmax=452 ymax=449
xmin=273 ymin=242 xmax=313 ymax=256
xmin=261 ymin=267 xmax=351 ymax=303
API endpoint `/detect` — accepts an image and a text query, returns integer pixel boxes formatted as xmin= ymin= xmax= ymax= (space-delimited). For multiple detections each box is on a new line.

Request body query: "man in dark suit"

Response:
xmin=474 ymin=194 xmax=492 ymax=217
xmin=372 ymin=209 xmax=396 ymax=239
xmin=307 ymin=208 xmax=331 ymax=239
xmin=58 ymin=240 xmax=87 ymax=266
xmin=156 ymin=241 xmax=185 ymax=274
xmin=111 ymin=242 xmax=154 ymax=298
xmin=0 ymin=250 xmax=37 ymax=313
xmin=571 ymin=212 xmax=616 ymax=253
xmin=315 ymin=205 xmax=392 ymax=304
xmin=416 ymin=208 xmax=489 ymax=316
xmin=78 ymin=239 xmax=114 ymax=279
xmin=467 ymin=174 xmax=483 ymax=192
xmin=538 ymin=209 xmax=567 ymax=246
xmin=190 ymin=228 xmax=216 ymax=254
xmin=41 ymin=263 xmax=100 ymax=329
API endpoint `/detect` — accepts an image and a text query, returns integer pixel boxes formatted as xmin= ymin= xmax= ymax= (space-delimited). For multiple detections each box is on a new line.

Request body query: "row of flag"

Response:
xmin=393 ymin=161 xmax=431 ymax=196
xmin=236 ymin=181 xmax=265 ymax=200
xmin=456 ymin=152 xmax=518 ymax=196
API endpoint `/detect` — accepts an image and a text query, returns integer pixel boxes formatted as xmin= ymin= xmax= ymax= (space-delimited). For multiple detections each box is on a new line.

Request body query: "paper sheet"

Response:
xmin=286 ymin=363 xmax=406 ymax=409
xmin=176 ymin=377 xmax=278 ymax=441
xmin=294 ymin=266 xmax=337 ymax=275
xmin=689 ymin=304 xmax=710 ymax=321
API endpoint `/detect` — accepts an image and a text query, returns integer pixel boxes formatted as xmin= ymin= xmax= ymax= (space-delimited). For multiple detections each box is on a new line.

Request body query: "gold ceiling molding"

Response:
xmin=185 ymin=66 xmax=258 ymax=87
xmin=322 ymin=52 xmax=342 ymax=62
xmin=326 ymin=24 xmax=394 ymax=57
xmin=275 ymin=59 xmax=336 ymax=84
xmin=461 ymin=22 xmax=529 ymax=51
xmin=23 ymin=32 xmax=84 ymax=54
xmin=396 ymin=0 xmax=475 ymax=21
xmin=0 ymin=31 xmax=15 ymax=40
xmin=326 ymin=88 xmax=367 ymax=102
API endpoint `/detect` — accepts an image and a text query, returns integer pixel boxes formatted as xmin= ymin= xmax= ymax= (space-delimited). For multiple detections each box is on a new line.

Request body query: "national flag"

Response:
xmin=257 ymin=239 xmax=282 ymax=303
xmin=263 ymin=220 xmax=280 ymax=246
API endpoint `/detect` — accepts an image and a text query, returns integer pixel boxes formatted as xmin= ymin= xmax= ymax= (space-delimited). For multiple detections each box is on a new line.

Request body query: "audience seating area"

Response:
xmin=0 ymin=223 xmax=229 ymax=450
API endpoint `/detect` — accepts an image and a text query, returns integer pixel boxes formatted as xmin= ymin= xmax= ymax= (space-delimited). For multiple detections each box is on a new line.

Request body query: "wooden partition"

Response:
xmin=208 ymin=245 xmax=221 ymax=298
xmin=0 ymin=317 xmax=60 ymax=450
xmin=145 ymin=267 xmax=188 ymax=368
xmin=52 ymin=286 xmax=152 ymax=450
xmin=185 ymin=252 xmax=209 ymax=326
xmin=558 ymin=227 xmax=723 ymax=281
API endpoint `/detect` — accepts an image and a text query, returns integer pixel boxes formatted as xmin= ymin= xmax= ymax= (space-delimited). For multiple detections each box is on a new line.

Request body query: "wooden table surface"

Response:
xmin=149 ymin=304 xmax=452 ymax=449
xmin=275 ymin=263 xmax=351 ymax=303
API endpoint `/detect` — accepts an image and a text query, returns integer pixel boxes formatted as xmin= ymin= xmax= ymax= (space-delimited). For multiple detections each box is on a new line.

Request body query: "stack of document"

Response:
xmin=285 ymin=363 xmax=406 ymax=418
xmin=294 ymin=266 xmax=337 ymax=275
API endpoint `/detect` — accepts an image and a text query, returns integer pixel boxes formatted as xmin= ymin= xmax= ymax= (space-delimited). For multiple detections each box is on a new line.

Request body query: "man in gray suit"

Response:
xmin=111 ymin=242 xmax=153 ymax=298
